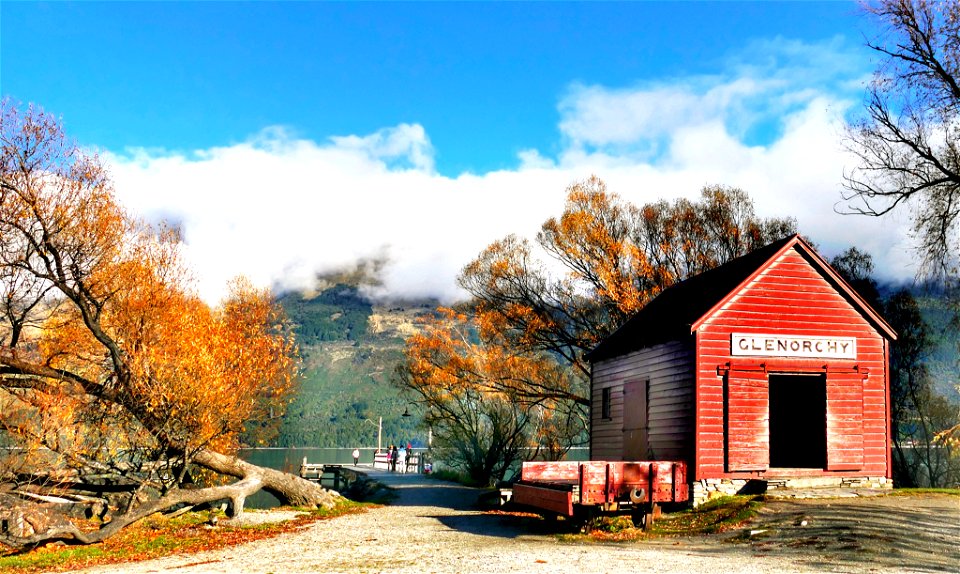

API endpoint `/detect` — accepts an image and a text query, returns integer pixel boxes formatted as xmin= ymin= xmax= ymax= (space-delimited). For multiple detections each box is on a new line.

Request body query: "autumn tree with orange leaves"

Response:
xmin=399 ymin=177 xmax=795 ymax=473
xmin=0 ymin=101 xmax=338 ymax=548
xmin=398 ymin=308 xmax=583 ymax=484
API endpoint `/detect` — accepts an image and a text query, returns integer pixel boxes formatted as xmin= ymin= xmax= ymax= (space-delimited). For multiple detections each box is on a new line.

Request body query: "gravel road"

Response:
xmin=71 ymin=470 xmax=959 ymax=574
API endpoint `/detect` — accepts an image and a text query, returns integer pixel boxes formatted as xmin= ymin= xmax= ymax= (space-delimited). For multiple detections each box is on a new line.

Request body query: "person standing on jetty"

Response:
xmin=352 ymin=448 xmax=360 ymax=465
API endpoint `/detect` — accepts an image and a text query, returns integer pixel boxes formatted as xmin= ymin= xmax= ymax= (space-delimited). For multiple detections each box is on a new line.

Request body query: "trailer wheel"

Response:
xmin=572 ymin=507 xmax=598 ymax=533
xmin=630 ymin=508 xmax=646 ymax=529
xmin=631 ymin=503 xmax=658 ymax=531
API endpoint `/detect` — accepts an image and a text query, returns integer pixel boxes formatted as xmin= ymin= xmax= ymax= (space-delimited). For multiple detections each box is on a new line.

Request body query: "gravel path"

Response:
xmin=71 ymin=470 xmax=958 ymax=574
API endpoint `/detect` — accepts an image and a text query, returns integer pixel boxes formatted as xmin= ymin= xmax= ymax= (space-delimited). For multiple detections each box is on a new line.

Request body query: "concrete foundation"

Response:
xmin=691 ymin=476 xmax=892 ymax=506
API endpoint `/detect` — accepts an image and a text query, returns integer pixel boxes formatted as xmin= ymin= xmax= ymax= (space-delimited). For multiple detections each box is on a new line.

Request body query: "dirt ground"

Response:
xmin=71 ymin=472 xmax=959 ymax=574
xmin=723 ymin=494 xmax=960 ymax=573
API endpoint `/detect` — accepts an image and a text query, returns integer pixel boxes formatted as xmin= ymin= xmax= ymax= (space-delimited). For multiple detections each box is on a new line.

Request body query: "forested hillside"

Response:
xmin=272 ymin=284 xmax=438 ymax=448
xmin=915 ymin=293 xmax=959 ymax=402
xmin=276 ymin=286 xmax=373 ymax=345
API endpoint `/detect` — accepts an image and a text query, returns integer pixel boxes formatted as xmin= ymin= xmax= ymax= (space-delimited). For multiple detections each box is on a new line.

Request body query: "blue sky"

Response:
xmin=1 ymin=2 xmax=914 ymax=302
xmin=4 ymin=2 xmax=865 ymax=174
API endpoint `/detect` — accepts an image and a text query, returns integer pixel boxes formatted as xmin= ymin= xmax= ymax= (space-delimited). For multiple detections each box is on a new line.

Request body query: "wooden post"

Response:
xmin=604 ymin=463 xmax=611 ymax=504
xmin=671 ymin=462 xmax=678 ymax=501
xmin=643 ymin=462 xmax=657 ymax=531
xmin=578 ymin=463 xmax=586 ymax=504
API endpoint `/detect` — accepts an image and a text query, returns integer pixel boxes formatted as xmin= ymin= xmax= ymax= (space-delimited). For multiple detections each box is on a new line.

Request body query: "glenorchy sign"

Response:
xmin=730 ymin=333 xmax=857 ymax=360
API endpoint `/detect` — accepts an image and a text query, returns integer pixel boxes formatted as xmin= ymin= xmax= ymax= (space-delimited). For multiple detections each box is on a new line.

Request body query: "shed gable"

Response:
xmin=696 ymin=246 xmax=883 ymax=338
xmin=587 ymin=234 xmax=894 ymax=364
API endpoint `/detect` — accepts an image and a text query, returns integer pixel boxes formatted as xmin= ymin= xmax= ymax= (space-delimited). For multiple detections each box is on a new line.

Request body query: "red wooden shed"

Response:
xmin=587 ymin=234 xmax=897 ymax=504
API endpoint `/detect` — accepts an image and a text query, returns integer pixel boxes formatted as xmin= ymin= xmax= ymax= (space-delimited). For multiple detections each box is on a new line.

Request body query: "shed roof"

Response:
xmin=586 ymin=234 xmax=896 ymax=362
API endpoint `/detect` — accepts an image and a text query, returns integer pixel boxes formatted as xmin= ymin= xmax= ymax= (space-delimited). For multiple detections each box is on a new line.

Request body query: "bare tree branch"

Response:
xmin=842 ymin=0 xmax=960 ymax=279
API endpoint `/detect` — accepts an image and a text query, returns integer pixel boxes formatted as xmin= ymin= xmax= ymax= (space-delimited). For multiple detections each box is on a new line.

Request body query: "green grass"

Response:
xmin=554 ymin=495 xmax=765 ymax=542
xmin=654 ymin=495 xmax=765 ymax=535
xmin=890 ymin=487 xmax=960 ymax=496
xmin=0 ymin=545 xmax=109 ymax=571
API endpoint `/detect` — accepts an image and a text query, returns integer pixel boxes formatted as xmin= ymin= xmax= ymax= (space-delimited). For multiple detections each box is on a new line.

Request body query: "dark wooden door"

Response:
xmin=622 ymin=379 xmax=649 ymax=460
xmin=769 ymin=373 xmax=826 ymax=468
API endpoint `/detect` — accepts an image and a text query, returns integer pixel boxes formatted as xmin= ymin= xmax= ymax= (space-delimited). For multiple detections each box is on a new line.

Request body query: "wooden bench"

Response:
xmin=405 ymin=453 xmax=420 ymax=473
xmin=299 ymin=458 xmax=324 ymax=480
xmin=299 ymin=459 xmax=356 ymax=491
xmin=370 ymin=451 xmax=422 ymax=472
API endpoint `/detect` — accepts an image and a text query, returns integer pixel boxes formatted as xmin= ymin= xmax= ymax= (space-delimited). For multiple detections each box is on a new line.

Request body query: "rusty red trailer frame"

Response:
xmin=512 ymin=460 xmax=688 ymax=525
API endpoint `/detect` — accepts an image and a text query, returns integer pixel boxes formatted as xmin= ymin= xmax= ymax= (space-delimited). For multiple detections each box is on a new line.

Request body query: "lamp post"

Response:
xmin=363 ymin=417 xmax=382 ymax=453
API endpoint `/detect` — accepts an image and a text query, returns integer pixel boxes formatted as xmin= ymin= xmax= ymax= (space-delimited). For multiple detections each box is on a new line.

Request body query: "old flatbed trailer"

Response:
xmin=511 ymin=460 xmax=688 ymax=530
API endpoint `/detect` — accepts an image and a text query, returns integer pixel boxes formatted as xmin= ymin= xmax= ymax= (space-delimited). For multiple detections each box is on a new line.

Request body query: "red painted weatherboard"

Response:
xmin=725 ymin=370 xmax=770 ymax=471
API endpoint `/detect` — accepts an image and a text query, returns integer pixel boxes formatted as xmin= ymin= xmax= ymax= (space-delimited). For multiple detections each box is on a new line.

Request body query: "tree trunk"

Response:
xmin=191 ymin=449 xmax=339 ymax=510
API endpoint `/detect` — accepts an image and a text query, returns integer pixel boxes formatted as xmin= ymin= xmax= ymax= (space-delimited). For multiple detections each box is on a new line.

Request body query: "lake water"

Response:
xmin=239 ymin=447 xmax=386 ymax=472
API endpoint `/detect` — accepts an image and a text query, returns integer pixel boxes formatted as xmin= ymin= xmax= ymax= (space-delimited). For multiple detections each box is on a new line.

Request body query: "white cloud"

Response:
xmin=329 ymin=123 xmax=436 ymax=173
xmin=107 ymin=131 xmax=577 ymax=303
xmin=105 ymin=36 xmax=915 ymax=305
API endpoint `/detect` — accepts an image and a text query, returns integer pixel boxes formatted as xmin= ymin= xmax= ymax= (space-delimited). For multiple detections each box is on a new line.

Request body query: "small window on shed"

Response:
xmin=601 ymin=387 xmax=612 ymax=420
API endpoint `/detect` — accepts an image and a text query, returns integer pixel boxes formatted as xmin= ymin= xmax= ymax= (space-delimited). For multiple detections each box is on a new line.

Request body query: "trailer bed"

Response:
xmin=512 ymin=460 xmax=688 ymax=523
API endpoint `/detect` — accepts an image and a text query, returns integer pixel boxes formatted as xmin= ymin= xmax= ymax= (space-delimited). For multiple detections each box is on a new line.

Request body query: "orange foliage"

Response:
xmin=403 ymin=308 xmax=582 ymax=406
xmin=399 ymin=308 xmax=585 ymax=464
xmin=0 ymin=101 xmax=298 ymax=471
xmin=541 ymin=177 xmax=651 ymax=317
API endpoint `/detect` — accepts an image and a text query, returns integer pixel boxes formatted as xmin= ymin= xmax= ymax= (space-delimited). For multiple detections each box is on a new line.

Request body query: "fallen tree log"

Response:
xmin=0 ymin=453 xmax=340 ymax=548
